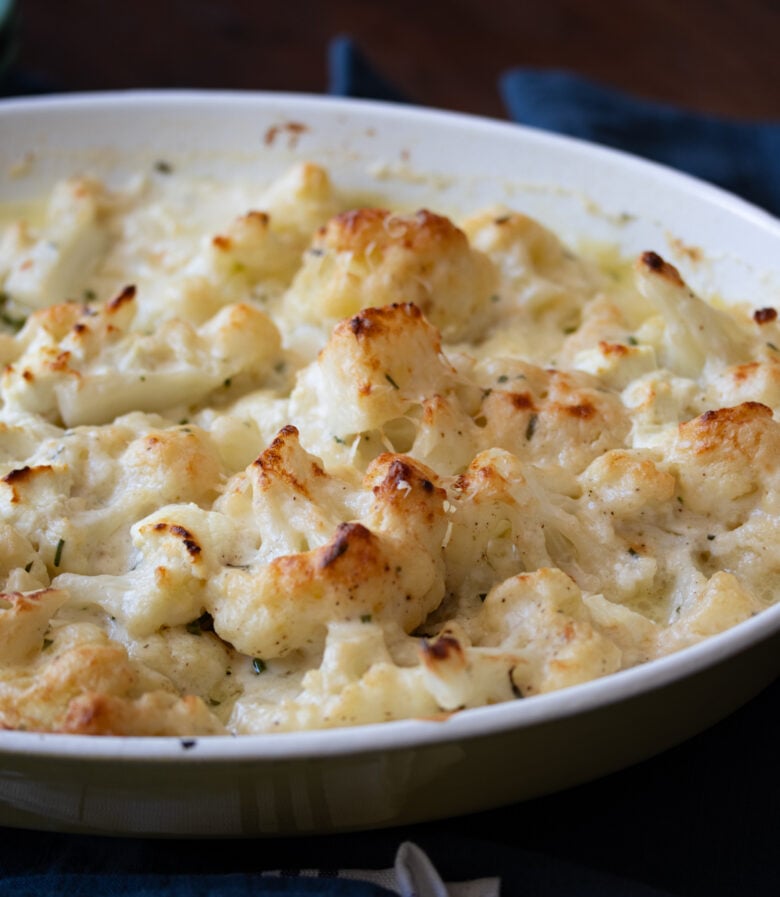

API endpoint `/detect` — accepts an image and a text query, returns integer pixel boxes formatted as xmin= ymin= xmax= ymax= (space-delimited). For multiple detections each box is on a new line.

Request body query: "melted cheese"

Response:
xmin=0 ymin=165 xmax=776 ymax=735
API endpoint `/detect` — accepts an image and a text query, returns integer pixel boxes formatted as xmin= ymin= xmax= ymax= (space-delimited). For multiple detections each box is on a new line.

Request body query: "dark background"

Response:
xmin=9 ymin=0 xmax=780 ymax=119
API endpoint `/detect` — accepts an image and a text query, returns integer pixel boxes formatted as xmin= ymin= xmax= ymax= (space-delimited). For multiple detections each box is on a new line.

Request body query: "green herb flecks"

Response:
xmin=185 ymin=612 xmax=214 ymax=636
xmin=0 ymin=291 xmax=27 ymax=332
xmin=385 ymin=373 xmax=400 ymax=390
xmin=252 ymin=657 xmax=267 ymax=674
xmin=53 ymin=539 xmax=65 ymax=568
xmin=525 ymin=413 xmax=538 ymax=441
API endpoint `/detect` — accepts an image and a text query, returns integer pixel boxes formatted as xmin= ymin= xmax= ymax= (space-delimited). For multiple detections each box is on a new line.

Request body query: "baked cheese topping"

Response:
xmin=0 ymin=163 xmax=778 ymax=735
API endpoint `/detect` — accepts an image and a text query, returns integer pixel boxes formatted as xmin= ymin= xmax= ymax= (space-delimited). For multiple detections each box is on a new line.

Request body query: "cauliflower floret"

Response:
xmin=287 ymin=208 xmax=498 ymax=341
xmin=443 ymin=449 xmax=556 ymax=605
xmin=707 ymin=359 xmax=780 ymax=413
xmin=462 ymin=208 xmax=603 ymax=329
xmin=0 ymin=523 xmax=50 ymax=592
xmin=572 ymin=340 xmax=657 ymax=390
xmin=230 ymin=620 xmax=521 ymax=732
xmin=471 ymin=361 xmax=630 ymax=485
xmin=579 ymin=449 xmax=676 ymax=517
xmin=635 ymin=251 xmax=751 ymax=379
xmin=0 ymin=416 xmax=225 ymax=575
xmin=53 ymin=501 xmax=237 ymax=636
xmin=215 ymin=424 xmax=363 ymax=564
xmin=0 ymin=177 xmax=111 ymax=311
xmin=290 ymin=302 xmax=456 ymax=441
xmin=2 ymin=285 xmax=282 ymax=426
xmin=0 ymin=588 xmax=67 ymax=666
xmin=658 ymin=571 xmax=763 ymax=653
xmin=207 ymin=449 xmax=448 ymax=658
xmin=0 ymin=619 xmax=224 ymax=735
xmin=207 ymin=210 xmax=304 ymax=287
xmin=667 ymin=402 xmax=780 ymax=518
xmin=257 ymin=162 xmax=340 ymax=236
xmin=477 ymin=568 xmax=622 ymax=695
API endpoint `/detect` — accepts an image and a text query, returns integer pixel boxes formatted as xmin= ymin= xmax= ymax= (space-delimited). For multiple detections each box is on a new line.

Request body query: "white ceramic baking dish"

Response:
xmin=0 ymin=91 xmax=778 ymax=836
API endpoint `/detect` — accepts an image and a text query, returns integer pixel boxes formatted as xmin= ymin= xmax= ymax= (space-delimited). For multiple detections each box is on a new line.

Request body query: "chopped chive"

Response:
xmin=385 ymin=373 xmax=400 ymax=390
xmin=525 ymin=413 xmax=538 ymax=441
xmin=360 ymin=613 xmax=372 ymax=623
xmin=252 ymin=657 xmax=267 ymax=674
xmin=497 ymin=375 xmax=509 ymax=384
xmin=53 ymin=539 xmax=65 ymax=567
xmin=627 ymin=335 xmax=638 ymax=346
xmin=24 ymin=561 xmax=33 ymax=573
xmin=0 ymin=311 xmax=27 ymax=332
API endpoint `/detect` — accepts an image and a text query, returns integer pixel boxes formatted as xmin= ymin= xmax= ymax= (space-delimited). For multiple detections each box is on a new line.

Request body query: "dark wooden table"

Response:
xmin=11 ymin=0 xmax=780 ymax=119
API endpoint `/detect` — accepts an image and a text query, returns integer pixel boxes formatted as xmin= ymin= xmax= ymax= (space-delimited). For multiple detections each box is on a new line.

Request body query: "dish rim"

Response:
xmin=0 ymin=88 xmax=778 ymax=764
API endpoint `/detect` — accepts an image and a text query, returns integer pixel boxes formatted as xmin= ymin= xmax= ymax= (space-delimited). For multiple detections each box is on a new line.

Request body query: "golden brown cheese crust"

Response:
xmin=0 ymin=163 xmax=776 ymax=735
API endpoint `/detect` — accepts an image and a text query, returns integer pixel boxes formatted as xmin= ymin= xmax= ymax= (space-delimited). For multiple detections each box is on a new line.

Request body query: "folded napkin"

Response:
xmin=329 ymin=36 xmax=780 ymax=218
xmin=0 ymin=841 xmax=497 ymax=897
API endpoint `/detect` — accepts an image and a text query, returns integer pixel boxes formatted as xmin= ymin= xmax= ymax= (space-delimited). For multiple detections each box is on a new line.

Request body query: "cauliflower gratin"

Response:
xmin=0 ymin=162 xmax=778 ymax=737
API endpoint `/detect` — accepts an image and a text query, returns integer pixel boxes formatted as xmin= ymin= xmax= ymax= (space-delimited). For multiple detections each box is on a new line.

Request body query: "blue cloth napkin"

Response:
xmin=1 ymin=34 xmax=779 ymax=897
xmin=501 ymin=68 xmax=780 ymax=218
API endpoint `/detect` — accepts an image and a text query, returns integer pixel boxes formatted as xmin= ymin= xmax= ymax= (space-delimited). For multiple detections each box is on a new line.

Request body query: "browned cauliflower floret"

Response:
xmin=290 ymin=302 xmax=456 ymax=440
xmin=669 ymin=402 xmax=780 ymax=517
xmin=472 ymin=362 xmax=631 ymax=484
xmin=287 ymin=208 xmax=498 ymax=341
xmin=0 ymin=626 xmax=224 ymax=735
xmin=207 ymin=449 xmax=448 ymax=659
